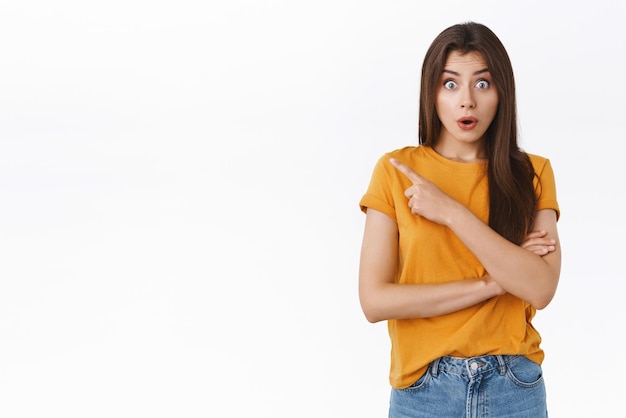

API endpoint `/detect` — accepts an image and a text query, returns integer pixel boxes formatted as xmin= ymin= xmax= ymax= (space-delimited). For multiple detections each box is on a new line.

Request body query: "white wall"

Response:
xmin=1 ymin=1 xmax=623 ymax=416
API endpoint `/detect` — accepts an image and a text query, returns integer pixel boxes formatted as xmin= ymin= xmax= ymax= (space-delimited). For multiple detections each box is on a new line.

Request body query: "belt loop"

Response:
xmin=496 ymin=355 xmax=507 ymax=375
xmin=430 ymin=357 xmax=441 ymax=377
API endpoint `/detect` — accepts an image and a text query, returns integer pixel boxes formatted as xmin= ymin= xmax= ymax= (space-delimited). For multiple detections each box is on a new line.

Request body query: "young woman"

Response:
xmin=358 ymin=22 xmax=561 ymax=417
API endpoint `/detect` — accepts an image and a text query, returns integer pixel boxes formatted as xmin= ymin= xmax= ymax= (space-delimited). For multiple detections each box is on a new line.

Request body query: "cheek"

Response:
xmin=434 ymin=88 xmax=449 ymax=112
xmin=491 ymin=91 xmax=499 ymax=109
xmin=486 ymin=95 xmax=499 ymax=118
xmin=435 ymin=96 xmax=453 ymax=120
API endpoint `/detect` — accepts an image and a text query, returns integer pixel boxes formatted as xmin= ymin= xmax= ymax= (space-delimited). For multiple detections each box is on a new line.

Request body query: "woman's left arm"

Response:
xmin=448 ymin=207 xmax=561 ymax=309
xmin=390 ymin=158 xmax=561 ymax=309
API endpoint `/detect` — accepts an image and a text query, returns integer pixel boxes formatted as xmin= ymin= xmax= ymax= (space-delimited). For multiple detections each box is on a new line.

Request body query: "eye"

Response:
xmin=475 ymin=79 xmax=490 ymax=89
xmin=443 ymin=80 xmax=457 ymax=89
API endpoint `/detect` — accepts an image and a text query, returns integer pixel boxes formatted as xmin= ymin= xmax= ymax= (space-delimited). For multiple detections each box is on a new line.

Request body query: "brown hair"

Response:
xmin=419 ymin=22 xmax=537 ymax=244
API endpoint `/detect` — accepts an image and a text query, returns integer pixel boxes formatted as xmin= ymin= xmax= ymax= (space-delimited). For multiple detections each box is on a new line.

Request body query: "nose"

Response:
xmin=460 ymin=87 xmax=476 ymax=109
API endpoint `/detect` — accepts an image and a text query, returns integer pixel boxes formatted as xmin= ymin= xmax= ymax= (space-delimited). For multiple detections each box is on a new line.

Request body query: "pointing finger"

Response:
xmin=390 ymin=158 xmax=422 ymax=184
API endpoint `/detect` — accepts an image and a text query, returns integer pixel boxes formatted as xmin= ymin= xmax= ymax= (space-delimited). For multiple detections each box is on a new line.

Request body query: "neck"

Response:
xmin=432 ymin=140 xmax=486 ymax=163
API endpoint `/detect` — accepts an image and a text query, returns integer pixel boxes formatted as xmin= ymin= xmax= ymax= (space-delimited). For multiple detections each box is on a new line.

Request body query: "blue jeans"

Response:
xmin=389 ymin=355 xmax=547 ymax=418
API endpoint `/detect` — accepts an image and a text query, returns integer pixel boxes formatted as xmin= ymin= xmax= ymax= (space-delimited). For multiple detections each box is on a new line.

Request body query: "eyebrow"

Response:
xmin=442 ymin=68 xmax=490 ymax=76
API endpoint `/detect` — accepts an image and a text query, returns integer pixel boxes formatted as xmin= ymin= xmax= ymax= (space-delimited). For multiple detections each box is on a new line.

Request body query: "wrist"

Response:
xmin=482 ymin=275 xmax=505 ymax=297
xmin=445 ymin=200 xmax=467 ymax=229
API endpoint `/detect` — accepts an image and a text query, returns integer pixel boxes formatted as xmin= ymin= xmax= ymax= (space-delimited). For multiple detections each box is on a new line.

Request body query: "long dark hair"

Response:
xmin=419 ymin=22 xmax=537 ymax=245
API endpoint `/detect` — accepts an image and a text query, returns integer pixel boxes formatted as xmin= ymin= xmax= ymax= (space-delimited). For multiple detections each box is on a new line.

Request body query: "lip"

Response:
xmin=457 ymin=116 xmax=478 ymax=130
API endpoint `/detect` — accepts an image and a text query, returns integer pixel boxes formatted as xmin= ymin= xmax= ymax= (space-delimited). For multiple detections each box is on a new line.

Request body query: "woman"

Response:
xmin=358 ymin=22 xmax=561 ymax=417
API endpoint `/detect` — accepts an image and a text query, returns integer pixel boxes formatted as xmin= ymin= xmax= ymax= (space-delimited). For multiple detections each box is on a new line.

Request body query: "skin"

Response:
xmin=358 ymin=51 xmax=561 ymax=323
xmin=433 ymin=51 xmax=498 ymax=162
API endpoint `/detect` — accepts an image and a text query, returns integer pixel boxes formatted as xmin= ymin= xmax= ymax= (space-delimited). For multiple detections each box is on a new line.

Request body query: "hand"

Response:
xmin=521 ymin=230 xmax=556 ymax=256
xmin=390 ymin=158 xmax=459 ymax=225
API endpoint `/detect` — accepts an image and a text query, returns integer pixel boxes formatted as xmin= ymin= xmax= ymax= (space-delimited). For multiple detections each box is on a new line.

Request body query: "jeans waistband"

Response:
xmin=430 ymin=355 xmax=521 ymax=377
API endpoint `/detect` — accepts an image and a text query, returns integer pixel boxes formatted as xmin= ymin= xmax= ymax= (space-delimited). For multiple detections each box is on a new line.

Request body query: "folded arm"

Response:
xmin=389 ymin=158 xmax=561 ymax=310
xmin=358 ymin=208 xmax=505 ymax=323
xmin=445 ymin=206 xmax=560 ymax=309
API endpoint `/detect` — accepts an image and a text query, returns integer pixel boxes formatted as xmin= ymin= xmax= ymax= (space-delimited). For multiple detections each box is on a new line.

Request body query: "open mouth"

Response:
xmin=457 ymin=117 xmax=477 ymax=130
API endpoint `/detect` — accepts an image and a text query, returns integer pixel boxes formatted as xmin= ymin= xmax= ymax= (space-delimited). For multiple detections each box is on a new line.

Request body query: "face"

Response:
xmin=435 ymin=50 xmax=498 ymax=154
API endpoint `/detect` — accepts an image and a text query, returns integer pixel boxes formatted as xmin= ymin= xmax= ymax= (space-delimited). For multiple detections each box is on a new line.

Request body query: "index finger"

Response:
xmin=390 ymin=158 xmax=422 ymax=184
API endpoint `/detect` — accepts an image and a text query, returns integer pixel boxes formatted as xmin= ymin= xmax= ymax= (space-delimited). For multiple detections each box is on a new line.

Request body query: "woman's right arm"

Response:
xmin=358 ymin=208 xmax=504 ymax=323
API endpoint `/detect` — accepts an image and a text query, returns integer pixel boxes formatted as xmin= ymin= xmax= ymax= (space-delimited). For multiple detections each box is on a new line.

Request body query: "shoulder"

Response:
xmin=382 ymin=145 xmax=421 ymax=160
xmin=526 ymin=152 xmax=549 ymax=163
xmin=374 ymin=146 xmax=423 ymax=168
xmin=367 ymin=146 xmax=428 ymax=183
xmin=525 ymin=152 xmax=554 ymax=175
xmin=366 ymin=146 xmax=423 ymax=188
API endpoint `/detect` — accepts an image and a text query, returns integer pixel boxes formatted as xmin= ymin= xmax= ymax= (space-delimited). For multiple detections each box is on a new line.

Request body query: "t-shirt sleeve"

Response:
xmin=359 ymin=154 xmax=397 ymax=221
xmin=535 ymin=158 xmax=560 ymax=220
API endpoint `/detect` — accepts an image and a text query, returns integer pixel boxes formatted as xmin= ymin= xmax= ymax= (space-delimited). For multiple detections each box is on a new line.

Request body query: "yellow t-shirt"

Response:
xmin=359 ymin=145 xmax=560 ymax=389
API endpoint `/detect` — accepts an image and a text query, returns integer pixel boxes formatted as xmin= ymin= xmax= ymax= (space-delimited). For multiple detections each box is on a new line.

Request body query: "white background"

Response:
xmin=1 ymin=1 xmax=624 ymax=417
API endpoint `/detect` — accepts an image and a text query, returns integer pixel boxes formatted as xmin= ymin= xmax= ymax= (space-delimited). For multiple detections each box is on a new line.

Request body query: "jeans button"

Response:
xmin=470 ymin=362 xmax=479 ymax=371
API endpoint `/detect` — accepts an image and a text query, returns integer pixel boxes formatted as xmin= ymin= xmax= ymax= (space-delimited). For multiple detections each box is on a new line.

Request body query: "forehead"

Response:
xmin=443 ymin=50 xmax=488 ymax=70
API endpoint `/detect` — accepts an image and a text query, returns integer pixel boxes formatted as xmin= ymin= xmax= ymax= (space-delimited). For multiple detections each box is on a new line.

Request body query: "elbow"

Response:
xmin=532 ymin=294 xmax=554 ymax=310
xmin=517 ymin=271 xmax=559 ymax=310
xmin=535 ymin=277 xmax=560 ymax=310
xmin=360 ymin=296 xmax=385 ymax=323
xmin=363 ymin=310 xmax=384 ymax=324
xmin=361 ymin=304 xmax=384 ymax=323
xmin=529 ymin=289 xmax=556 ymax=310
